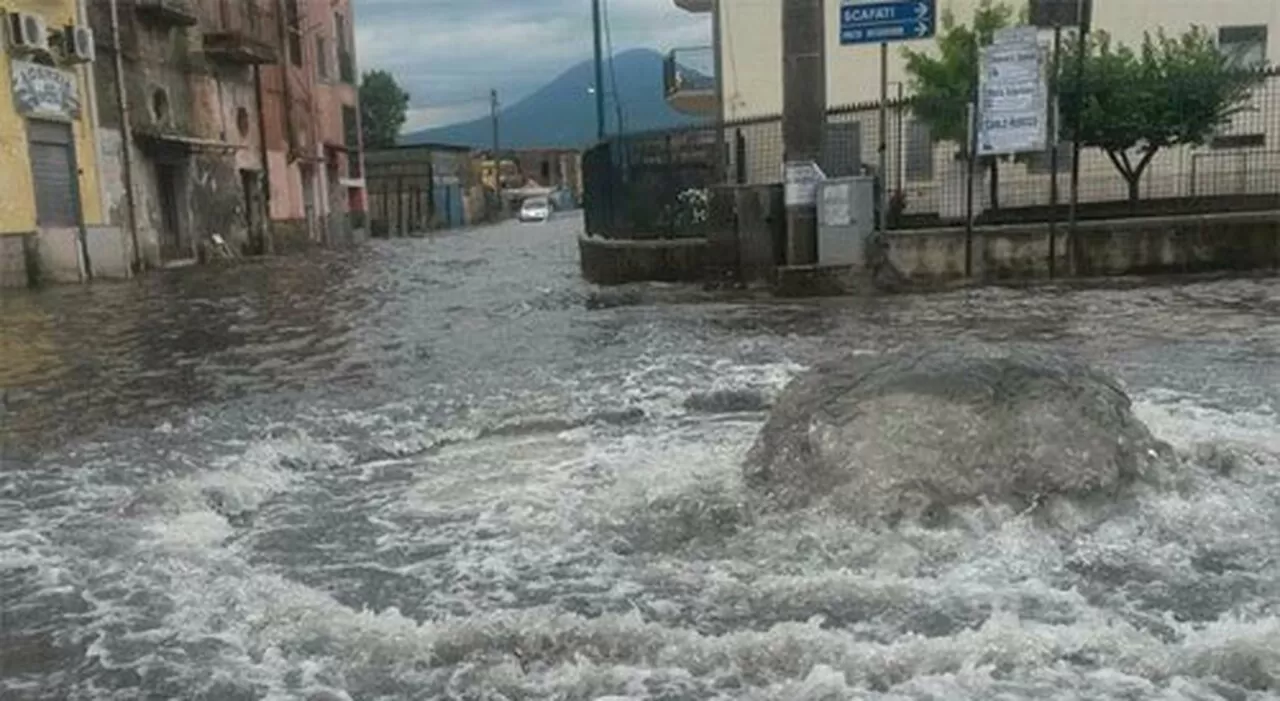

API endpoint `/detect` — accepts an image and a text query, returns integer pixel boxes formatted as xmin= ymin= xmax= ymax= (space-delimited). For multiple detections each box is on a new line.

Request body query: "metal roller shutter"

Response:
xmin=27 ymin=121 xmax=80 ymax=228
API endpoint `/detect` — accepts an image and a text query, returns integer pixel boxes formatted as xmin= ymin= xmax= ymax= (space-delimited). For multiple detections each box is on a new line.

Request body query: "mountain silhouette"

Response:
xmin=401 ymin=49 xmax=706 ymax=149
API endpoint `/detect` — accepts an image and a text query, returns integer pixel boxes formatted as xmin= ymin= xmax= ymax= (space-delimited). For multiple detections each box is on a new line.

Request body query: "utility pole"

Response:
xmin=491 ymin=89 xmax=502 ymax=206
xmin=591 ymin=0 xmax=607 ymax=141
xmin=712 ymin=0 xmax=727 ymax=182
xmin=781 ymin=0 xmax=826 ymax=266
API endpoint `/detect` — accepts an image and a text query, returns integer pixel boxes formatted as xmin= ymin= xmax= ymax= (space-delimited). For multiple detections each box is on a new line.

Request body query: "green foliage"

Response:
xmin=360 ymin=70 xmax=410 ymax=149
xmin=1059 ymin=27 xmax=1266 ymax=201
xmin=902 ymin=0 xmax=1019 ymax=149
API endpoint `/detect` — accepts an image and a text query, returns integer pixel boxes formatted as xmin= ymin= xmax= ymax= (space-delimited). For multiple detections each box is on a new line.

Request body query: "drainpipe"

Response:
xmin=276 ymin=0 xmax=296 ymax=157
xmin=108 ymin=0 xmax=142 ymax=272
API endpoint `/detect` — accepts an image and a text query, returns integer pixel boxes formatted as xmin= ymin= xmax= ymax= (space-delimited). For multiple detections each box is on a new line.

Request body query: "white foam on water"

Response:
xmin=7 ymin=377 xmax=1280 ymax=699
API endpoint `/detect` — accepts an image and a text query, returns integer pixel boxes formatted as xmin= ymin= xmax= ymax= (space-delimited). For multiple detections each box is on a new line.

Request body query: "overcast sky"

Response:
xmin=354 ymin=0 xmax=711 ymax=132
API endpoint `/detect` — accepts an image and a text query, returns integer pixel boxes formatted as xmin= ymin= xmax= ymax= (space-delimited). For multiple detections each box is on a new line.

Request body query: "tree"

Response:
xmin=1059 ymin=27 xmax=1265 ymax=203
xmin=902 ymin=0 xmax=1018 ymax=209
xmin=360 ymin=70 xmax=410 ymax=149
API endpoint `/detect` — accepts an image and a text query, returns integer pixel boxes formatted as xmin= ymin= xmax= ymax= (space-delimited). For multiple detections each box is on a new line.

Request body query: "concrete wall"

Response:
xmin=885 ymin=210 xmax=1280 ymax=286
xmin=579 ymin=237 xmax=709 ymax=285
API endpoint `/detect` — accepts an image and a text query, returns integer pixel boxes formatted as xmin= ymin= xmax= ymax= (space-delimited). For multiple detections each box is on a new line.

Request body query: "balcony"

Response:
xmin=673 ymin=0 xmax=713 ymax=12
xmin=204 ymin=4 xmax=277 ymax=65
xmin=663 ymin=47 xmax=717 ymax=116
xmin=134 ymin=0 xmax=199 ymax=27
xmin=204 ymin=30 xmax=278 ymax=64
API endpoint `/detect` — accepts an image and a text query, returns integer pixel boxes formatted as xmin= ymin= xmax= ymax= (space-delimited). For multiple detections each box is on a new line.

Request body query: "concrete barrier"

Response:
xmin=887 ymin=210 xmax=1280 ymax=288
xmin=578 ymin=236 xmax=709 ymax=286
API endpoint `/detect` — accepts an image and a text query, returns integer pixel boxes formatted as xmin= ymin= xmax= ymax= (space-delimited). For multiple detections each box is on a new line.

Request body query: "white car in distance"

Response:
xmin=519 ymin=197 xmax=552 ymax=223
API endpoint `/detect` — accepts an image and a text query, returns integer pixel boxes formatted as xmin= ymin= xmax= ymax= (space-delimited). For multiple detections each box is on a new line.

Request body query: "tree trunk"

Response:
xmin=988 ymin=159 xmax=1000 ymax=211
xmin=1127 ymin=176 xmax=1141 ymax=206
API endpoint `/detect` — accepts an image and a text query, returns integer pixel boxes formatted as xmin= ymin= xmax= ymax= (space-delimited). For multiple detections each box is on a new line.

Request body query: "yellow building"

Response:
xmin=667 ymin=0 xmax=1280 ymax=218
xmin=676 ymin=0 xmax=1280 ymax=120
xmin=1 ymin=0 xmax=121 ymax=287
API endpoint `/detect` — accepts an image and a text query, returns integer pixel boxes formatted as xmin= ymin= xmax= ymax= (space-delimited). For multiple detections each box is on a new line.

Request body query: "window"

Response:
xmin=335 ymin=13 xmax=348 ymax=53
xmin=316 ymin=37 xmax=330 ymax=80
xmin=285 ymin=0 xmax=302 ymax=67
xmin=1219 ymin=26 xmax=1267 ymax=69
xmin=336 ymin=12 xmax=355 ymax=83
xmin=905 ymin=120 xmax=934 ymax=181
xmin=343 ymin=105 xmax=361 ymax=178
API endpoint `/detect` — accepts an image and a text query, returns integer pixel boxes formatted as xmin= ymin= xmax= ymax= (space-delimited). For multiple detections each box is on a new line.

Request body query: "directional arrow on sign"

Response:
xmin=840 ymin=0 xmax=936 ymax=45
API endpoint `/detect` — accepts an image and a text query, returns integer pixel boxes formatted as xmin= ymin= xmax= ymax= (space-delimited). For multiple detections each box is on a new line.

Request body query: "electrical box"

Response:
xmin=816 ymin=177 xmax=875 ymax=268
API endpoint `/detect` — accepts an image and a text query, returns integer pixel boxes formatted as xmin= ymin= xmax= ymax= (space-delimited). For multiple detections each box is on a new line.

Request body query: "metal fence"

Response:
xmin=367 ymin=176 xmax=479 ymax=237
xmin=585 ymin=67 xmax=1280 ymax=238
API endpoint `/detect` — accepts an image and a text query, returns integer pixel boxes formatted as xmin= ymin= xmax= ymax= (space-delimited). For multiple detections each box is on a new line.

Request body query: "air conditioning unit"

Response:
xmin=65 ymin=25 xmax=95 ymax=63
xmin=7 ymin=12 xmax=50 ymax=54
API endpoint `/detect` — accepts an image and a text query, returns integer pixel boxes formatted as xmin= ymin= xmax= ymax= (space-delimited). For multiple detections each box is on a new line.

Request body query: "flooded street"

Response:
xmin=2 ymin=215 xmax=1279 ymax=700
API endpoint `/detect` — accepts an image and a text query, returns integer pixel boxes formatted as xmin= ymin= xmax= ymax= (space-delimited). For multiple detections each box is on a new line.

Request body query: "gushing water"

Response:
xmin=2 ymin=218 xmax=1278 ymax=700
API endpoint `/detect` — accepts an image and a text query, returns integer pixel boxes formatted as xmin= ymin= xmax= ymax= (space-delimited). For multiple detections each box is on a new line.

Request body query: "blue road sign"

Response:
xmin=840 ymin=0 xmax=936 ymax=45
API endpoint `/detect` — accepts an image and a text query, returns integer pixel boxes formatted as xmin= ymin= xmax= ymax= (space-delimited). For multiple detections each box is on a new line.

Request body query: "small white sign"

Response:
xmin=976 ymin=30 xmax=1047 ymax=157
xmin=822 ymin=183 xmax=853 ymax=226
xmin=11 ymin=60 xmax=81 ymax=121
xmin=783 ymin=160 xmax=827 ymax=206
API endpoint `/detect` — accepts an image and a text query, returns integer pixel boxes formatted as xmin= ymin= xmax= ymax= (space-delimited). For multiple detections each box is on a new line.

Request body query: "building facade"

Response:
xmin=259 ymin=0 xmax=365 ymax=251
xmin=1 ymin=0 xmax=118 ymax=287
xmin=365 ymin=143 xmax=475 ymax=235
xmin=697 ymin=0 xmax=1279 ymax=120
xmin=89 ymin=0 xmax=275 ymax=267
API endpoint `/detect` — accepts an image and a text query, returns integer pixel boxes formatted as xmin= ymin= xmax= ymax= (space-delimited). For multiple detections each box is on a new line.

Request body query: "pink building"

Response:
xmin=259 ymin=0 xmax=366 ymax=250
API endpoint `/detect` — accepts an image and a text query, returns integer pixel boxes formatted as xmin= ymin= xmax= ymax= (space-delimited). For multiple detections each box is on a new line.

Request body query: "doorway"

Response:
xmin=301 ymin=164 xmax=318 ymax=242
xmin=156 ymin=163 xmax=186 ymax=262
xmin=240 ymin=169 xmax=263 ymax=254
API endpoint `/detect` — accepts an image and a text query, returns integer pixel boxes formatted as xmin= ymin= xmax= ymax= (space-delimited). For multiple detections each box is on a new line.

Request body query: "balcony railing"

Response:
xmin=134 ymin=0 xmax=199 ymax=27
xmin=204 ymin=1 xmax=277 ymax=64
xmin=663 ymin=47 xmax=717 ymax=116
xmin=673 ymin=0 xmax=713 ymax=13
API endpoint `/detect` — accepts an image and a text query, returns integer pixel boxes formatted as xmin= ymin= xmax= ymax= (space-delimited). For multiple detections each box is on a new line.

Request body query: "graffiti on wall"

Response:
xmin=11 ymin=60 xmax=81 ymax=121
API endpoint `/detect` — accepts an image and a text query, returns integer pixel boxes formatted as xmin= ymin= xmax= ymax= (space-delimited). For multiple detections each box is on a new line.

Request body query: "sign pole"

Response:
xmin=1048 ymin=25 xmax=1062 ymax=278
xmin=1066 ymin=1 xmax=1090 ymax=272
xmin=840 ymin=0 xmax=935 ymax=240
xmin=878 ymin=41 xmax=889 ymax=234
xmin=782 ymin=0 xmax=827 ymax=266
xmin=965 ymin=101 xmax=976 ymax=278
xmin=592 ymin=0 xmax=607 ymax=141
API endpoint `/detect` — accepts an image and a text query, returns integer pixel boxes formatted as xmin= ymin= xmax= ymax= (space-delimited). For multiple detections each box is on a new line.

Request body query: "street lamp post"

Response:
xmin=592 ymin=0 xmax=607 ymax=141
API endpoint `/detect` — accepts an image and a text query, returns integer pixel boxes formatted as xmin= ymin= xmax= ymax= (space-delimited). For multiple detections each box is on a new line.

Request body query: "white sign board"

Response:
xmin=10 ymin=60 xmax=81 ymax=121
xmin=976 ymin=30 xmax=1047 ymax=156
xmin=783 ymin=161 xmax=827 ymax=206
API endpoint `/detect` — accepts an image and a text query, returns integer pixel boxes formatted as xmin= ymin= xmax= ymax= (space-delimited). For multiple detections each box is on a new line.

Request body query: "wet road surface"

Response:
xmin=2 ymin=214 xmax=1279 ymax=699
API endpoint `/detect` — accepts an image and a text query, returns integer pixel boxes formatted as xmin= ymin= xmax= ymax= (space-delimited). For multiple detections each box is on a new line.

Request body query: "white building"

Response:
xmin=665 ymin=0 xmax=1279 ymax=217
